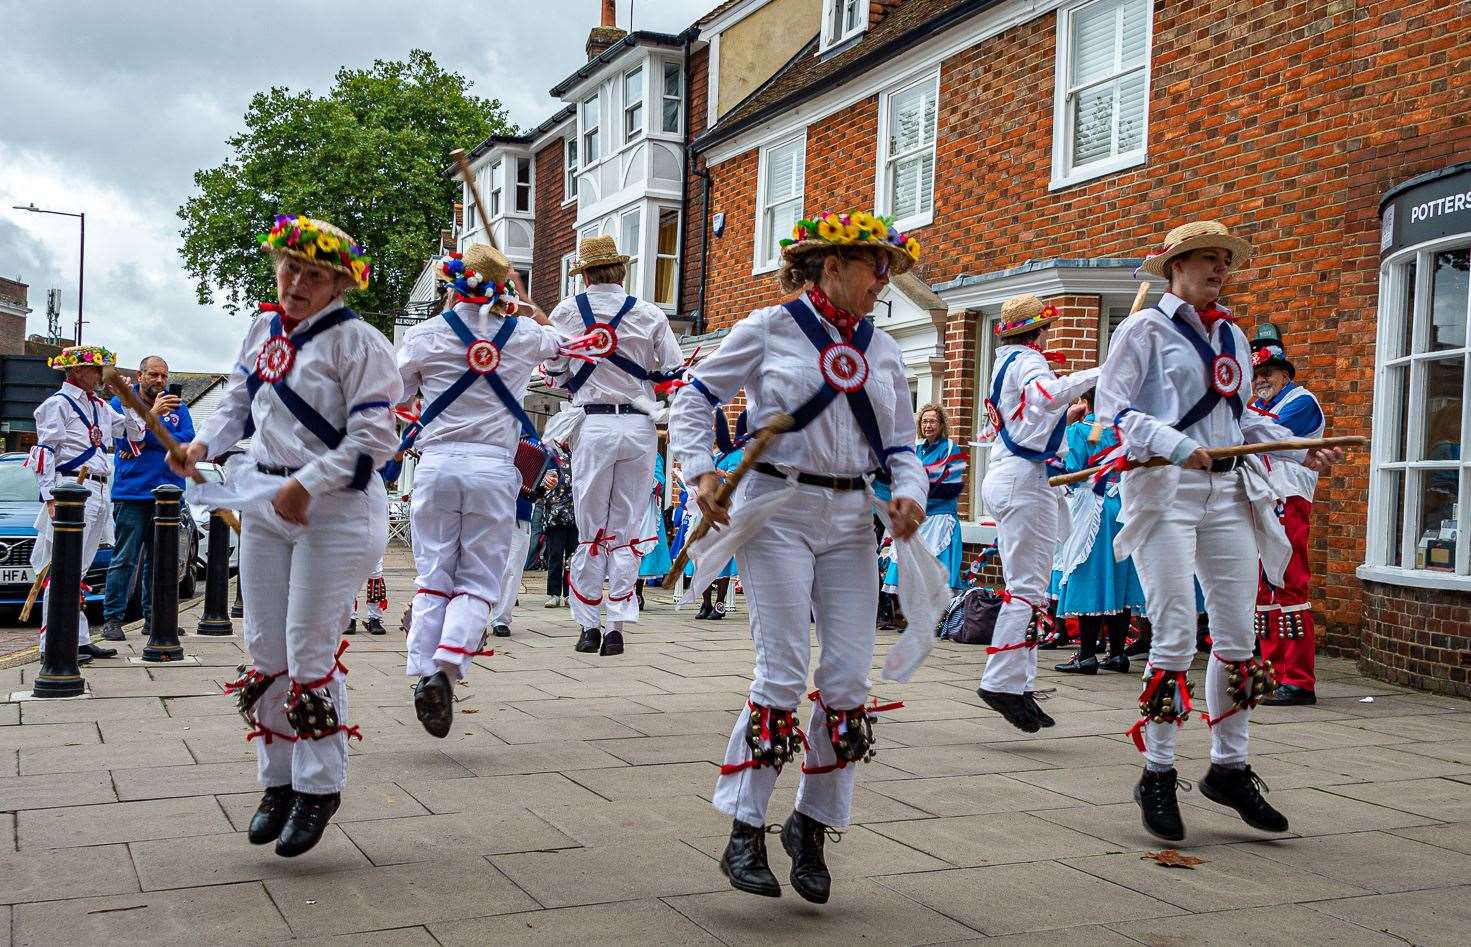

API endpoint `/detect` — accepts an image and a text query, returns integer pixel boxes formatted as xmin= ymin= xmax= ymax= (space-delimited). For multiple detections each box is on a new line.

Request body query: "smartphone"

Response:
xmin=167 ymin=383 xmax=184 ymax=398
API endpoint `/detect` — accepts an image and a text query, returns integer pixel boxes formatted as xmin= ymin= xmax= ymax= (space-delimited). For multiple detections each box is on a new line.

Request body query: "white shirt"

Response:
xmin=984 ymin=345 xmax=1099 ymax=463
xmin=668 ymin=292 xmax=927 ymax=505
xmin=543 ymin=283 xmax=683 ymax=406
xmin=31 ymin=381 xmax=144 ymax=492
xmin=396 ymin=302 xmax=564 ymax=453
xmin=196 ymin=300 xmax=402 ymax=495
xmin=1094 ymin=293 xmax=1300 ymax=463
xmin=1252 ymin=382 xmax=1324 ymax=500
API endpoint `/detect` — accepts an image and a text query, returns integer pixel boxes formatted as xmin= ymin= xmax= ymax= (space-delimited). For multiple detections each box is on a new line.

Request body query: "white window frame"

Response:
xmin=753 ymin=132 xmax=806 ymax=275
xmin=560 ymin=251 xmax=581 ymax=299
xmin=581 ymin=95 xmax=601 ymax=165
xmin=1098 ymin=303 xmax=1134 ymax=358
xmin=513 ymin=157 xmax=532 ymax=214
xmin=623 ymin=66 xmax=645 ymax=144
xmin=621 ymin=207 xmax=642 ymax=297
xmin=653 ymin=206 xmax=681 ymax=308
xmin=660 ymin=60 xmax=683 ymax=135
xmin=876 ymin=69 xmax=940 ymax=233
xmin=489 ymin=160 xmax=504 ymax=217
xmin=563 ymin=137 xmax=578 ymax=204
xmin=463 ymin=196 xmax=476 ymax=233
xmin=820 ymin=0 xmax=865 ymax=53
xmin=1362 ymin=234 xmax=1471 ymax=590
xmin=1050 ymin=0 xmax=1153 ymax=191
xmin=969 ymin=310 xmax=1004 ymax=526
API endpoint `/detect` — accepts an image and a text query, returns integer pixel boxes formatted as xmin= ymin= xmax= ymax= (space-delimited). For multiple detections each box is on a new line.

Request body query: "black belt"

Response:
xmin=83 ymin=472 xmax=108 ymax=485
xmin=754 ymin=462 xmax=864 ymax=491
xmin=1210 ymin=457 xmax=1241 ymax=473
xmin=257 ymin=463 xmax=301 ymax=477
xmin=583 ymin=403 xmax=646 ymax=416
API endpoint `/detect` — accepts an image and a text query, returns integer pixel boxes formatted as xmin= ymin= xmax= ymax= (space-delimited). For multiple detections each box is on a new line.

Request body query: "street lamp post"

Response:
xmin=10 ymin=203 xmax=85 ymax=344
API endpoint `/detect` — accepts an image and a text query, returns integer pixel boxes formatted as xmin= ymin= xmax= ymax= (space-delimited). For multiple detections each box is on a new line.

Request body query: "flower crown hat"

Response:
xmin=995 ymin=294 xmax=1060 ymax=338
xmin=48 ymin=345 xmax=117 ymax=371
xmin=435 ymin=243 xmax=518 ymax=313
xmin=779 ymin=210 xmax=921 ymax=276
xmin=258 ymin=214 xmax=372 ymax=291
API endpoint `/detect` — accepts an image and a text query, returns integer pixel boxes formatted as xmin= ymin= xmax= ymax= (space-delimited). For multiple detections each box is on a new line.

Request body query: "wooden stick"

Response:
xmin=1050 ymin=435 xmax=1369 ymax=487
xmin=661 ymin=413 xmax=795 ymax=589
xmin=103 ymin=370 xmax=240 ymax=533
xmin=1087 ymin=280 xmax=1154 ymax=444
xmin=18 ymin=466 xmax=89 ymax=622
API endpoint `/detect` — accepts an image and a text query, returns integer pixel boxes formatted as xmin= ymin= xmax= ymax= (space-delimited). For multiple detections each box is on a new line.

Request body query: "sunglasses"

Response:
xmin=845 ymin=253 xmax=891 ymax=279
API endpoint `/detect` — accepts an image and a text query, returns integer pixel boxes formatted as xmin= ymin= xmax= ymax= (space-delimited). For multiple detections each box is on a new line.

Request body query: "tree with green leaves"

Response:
xmin=178 ymin=49 xmax=512 ymax=333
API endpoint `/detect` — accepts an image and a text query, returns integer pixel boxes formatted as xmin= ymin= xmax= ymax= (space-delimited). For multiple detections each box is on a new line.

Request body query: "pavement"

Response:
xmin=2 ymin=543 xmax=1470 ymax=946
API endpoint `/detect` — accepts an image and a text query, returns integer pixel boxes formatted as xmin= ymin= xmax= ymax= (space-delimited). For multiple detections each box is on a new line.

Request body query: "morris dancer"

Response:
xmin=978 ymin=296 xmax=1099 ymax=732
xmin=175 ymin=214 xmax=399 ymax=857
xmin=670 ymin=210 xmax=925 ymax=904
xmin=881 ymin=403 xmax=967 ymax=596
xmin=345 ymin=557 xmax=387 ymax=636
xmin=543 ymin=236 xmax=683 ymax=657
xmin=1095 ymin=220 xmax=1341 ymax=842
xmin=1249 ymin=324 xmax=1325 ymax=706
xmin=491 ymin=439 xmax=556 ymax=639
xmin=395 ymin=245 xmax=563 ymax=737
xmin=28 ymin=345 xmax=144 ymax=662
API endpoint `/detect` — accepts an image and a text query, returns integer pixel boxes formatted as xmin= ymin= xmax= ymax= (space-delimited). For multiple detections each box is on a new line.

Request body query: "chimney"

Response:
xmin=586 ymin=0 xmax=627 ymax=60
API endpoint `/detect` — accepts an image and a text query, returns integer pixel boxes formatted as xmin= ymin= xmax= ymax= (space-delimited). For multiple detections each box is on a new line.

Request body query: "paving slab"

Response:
xmin=1034 ymin=800 xmax=1292 ymax=849
xmin=111 ymin=761 xmax=261 ymax=800
xmin=18 ymin=737 xmax=193 ymax=775
xmin=340 ymin=806 xmax=578 ymax=865
xmin=879 ymin=742 xmax=1044 ymax=777
xmin=868 ymin=812 xmax=1121 ymax=867
xmin=529 ymin=795 xmax=731 ymax=846
xmin=11 ymin=881 xmax=290 ymax=946
xmin=1321 ymin=776 xmax=1471 ymax=822
xmin=1183 ymin=786 xmax=1437 ymax=836
xmin=396 ymin=771 xmax=606 ymax=814
xmin=565 ymin=761 xmax=721 ymax=800
xmin=0 ymin=843 xmax=139 ymax=905
xmin=1239 ymin=828 xmax=1471 ymax=893
xmin=483 ymin=713 xmax=641 ymax=744
xmin=18 ymin=795 xmax=231 ymax=851
xmin=929 ymin=926 xmax=1148 ymax=947
xmin=590 ymin=733 xmax=728 ymax=766
xmin=1388 ymin=820 xmax=1471 ymax=855
xmin=280 ymin=927 xmax=440 ymax=947
xmin=217 ymin=779 xmax=431 ymax=832
xmin=0 ymin=722 xmax=97 ymax=751
xmin=129 ymin=826 xmax=368 ymax=890
xmin=491 ymin=837 xmax=723 ymax=908
xmin=0 ymin=769 xmax=117 ymax=811
xmin=863 ymin=773 xmax=1085 ymax=817
xmin=1306 ymin=884 xmax=1471 ymax=946
xmin=18 ymin=695 xmax=165 ymax=724
xmin=1268 ymin=744 xmax=1471 ymax=781
xmin=687 ymin=823 xmax=953 ymax=876
xmin=429 ymin=900 xmax=725 ymax=946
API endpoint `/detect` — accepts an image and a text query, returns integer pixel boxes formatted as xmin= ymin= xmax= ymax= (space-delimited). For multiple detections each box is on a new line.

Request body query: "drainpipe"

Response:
xmin=695 ymin=163 xmax=712 ymax=336
xmin=675 ymin=27 xmax=699 ymax=332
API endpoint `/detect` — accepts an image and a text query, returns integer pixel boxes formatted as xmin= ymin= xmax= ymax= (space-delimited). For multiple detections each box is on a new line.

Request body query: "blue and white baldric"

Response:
xmin=986 ymin=350 xmax=1068 ymax=463
xmin=53 ymin=393 xmax=110 ymax=475
xmin=562 ymin=293 xmax=684 ymax=395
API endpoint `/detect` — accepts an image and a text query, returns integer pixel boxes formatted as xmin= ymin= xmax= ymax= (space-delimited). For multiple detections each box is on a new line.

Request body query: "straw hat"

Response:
xmin=1139 ymin=220 xmax=1253 ymax=279
xmin=435 ymin=243 xmax=518 ymax=312
xmin=258 ymin=214 xmax=372 ymax=291
xmin=994 ymin=295 xmax=1060 ymax=338
xmin=779 ymin=210 xmax=921 ymax=276
xmin=48 ymin=345 xmax=117 ymax=371
xmin=567 ymin=235 xmax=630 ymax=275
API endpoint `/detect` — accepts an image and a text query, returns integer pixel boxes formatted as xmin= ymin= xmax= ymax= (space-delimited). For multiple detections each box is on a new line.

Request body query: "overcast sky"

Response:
xmin=0 ymin=0 xmax=692 ymax=372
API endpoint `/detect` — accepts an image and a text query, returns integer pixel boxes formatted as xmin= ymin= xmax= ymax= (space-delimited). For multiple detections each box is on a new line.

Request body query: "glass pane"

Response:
xmin=765 ymin=141 xmax=801 ymax=203
xmin=1117 ymin=68 xmax=1147 ymax=153
xmin=1071 ymin=0 xmax=1121 ymax=86
xmin=517 ymin=159 xmax=530 ymax=185
xmin=621 ymin=212 xmax=640 ymax=256
xmin=662 ymin=99 xmax=680 ymax=133
xmin=585 ymin=129 xmax=599 ymax=162
xmin=1416 ymin=355 xmax=1464 ymax=461
xmin=1386 ymin=364 xmax=1409 ymax=462
xmin=766 ymin=200 xmax=801 ymax=263
xmin=582 ymin=97 xmax=597 ymax=125
xmin=1415 ymin=469 xmax=1459 ymax=572
xmin=1072 ymin=83 xmax=1115 ymax=166
xmin=566 ymin=138 xmax=577 ymax=169
xmin=888 ymin=84 xmax=929 ymax=155
xmin=664 ymin=61 xmax=680 ymax=96
xmin=655 ymin=258 xmax=675 ymax=306
xmin=1385 ymin=470 xmax=1407 ymax=566
xmin=515 ymin=184 xmax=530 ymax=213
xmin=624 ymin=67 xmax=643 ymax=102
xmin=658 ymin=209 xmax=679 ymax=255
xmin=1389 ymin=257 xmax=1415 ymax=360
xmin=1430 ymin=248 xmax=1470 ymax=352
xmin=626 ymin=103 xmax=643 ymax=137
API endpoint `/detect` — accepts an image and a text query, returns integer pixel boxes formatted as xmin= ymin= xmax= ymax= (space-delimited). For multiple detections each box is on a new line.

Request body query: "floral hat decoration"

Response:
xmin=995 ymin=294 xmax=1060 ymax=338
xmin=780 ymin=210 xmax=921 ymax=276
xmin=435 ymin=243 xmax=518 ymax=313
xmin=48 ymin=345 xmax=117 ymax=370
xmin=258 ymin=214 xmax=372 ymax=291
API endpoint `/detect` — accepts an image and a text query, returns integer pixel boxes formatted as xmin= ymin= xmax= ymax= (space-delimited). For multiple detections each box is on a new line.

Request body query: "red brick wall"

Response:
xmin=691 ymin=0 xmax=1471 ymax=659
xmin=1362 ymin=582 xmax=1471 ymax=698
xmin=682 ymin=46 xmax=711 ymax=318
xmin=532 ymin=133 xmax=578 ymax=306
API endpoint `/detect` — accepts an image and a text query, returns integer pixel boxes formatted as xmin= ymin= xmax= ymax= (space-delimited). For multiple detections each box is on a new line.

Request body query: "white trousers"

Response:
xmin=492 ymin=522 xmax=531 ymax=629
xmin=34 ymin=481 xmax=108 ymax=650
xmin=407 ymin=444 xmax=519 ymax=679
xmin=712 ymin=473 xmax=878 ymax=830
xmin=979 ymin=456 xmax=1057 ymax=695
xmin=351 ymin=556 xmax=386 ymax=621
xmin=1131 ymin=470 xmax=1256 ymax=768
xmin=568 ymin=413 xmax=656 ymax=629
xmin=242 ymin=481 xmax=385 ymax=794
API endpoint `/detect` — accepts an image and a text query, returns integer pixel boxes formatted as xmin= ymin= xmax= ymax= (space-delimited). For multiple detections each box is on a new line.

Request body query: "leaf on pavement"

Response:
xmin=1141 ymin=848 xmax=1205 ymax=869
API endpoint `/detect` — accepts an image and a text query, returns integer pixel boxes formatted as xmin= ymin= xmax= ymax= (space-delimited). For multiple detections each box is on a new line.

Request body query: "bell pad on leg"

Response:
xmin=223 ymin=666 xmax=283 ymax=724
xmin=366 ymin=576 xmax=388 ymax=607
xmin=285 ymin=685 xmax=349 ymax=741
xmin=802 ymin=690 xmax=905 ymax=773
xmin=1205 ymin=655 xmax=1276 ymax=728
xmin=1126 ymin=667 xmax=1194 ymax=753
xmin=722 ymin=701 xmax=805 ymax=774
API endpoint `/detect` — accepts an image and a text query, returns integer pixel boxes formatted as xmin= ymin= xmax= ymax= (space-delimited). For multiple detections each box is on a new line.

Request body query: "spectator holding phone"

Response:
xmin=99 ymin=355 xmax=195 ymax=640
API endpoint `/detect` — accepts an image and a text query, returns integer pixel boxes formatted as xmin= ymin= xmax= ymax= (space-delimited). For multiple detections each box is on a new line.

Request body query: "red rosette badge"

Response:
xmin=254 ymin=335 xmax=296 ymax=384
xmin=1212 ymin=354 xmax=1242 ymax=397
xmin=819 ymin=342 xmax=870 ymax=394
xmin=466 ymin=339 xmax=502 ymax=375
xmin=582 ymin=322 xmax=619 ymax=359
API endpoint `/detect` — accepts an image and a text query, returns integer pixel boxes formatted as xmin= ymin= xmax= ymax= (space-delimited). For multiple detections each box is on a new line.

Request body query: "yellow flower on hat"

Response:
xmin=817 ymin=217 xmax=844 ymax=241
xmin=868 ymin=217 xmax=889 ymax=240
xmin=841 ymin=220 xmax=861 ymax=242
xmin=851 ymin=211 xmax=877 ymax=234
xmin=316 ymin=234 xmax=339 ymax=254
xmin=905 ymin=237 xmax=921 ymax=261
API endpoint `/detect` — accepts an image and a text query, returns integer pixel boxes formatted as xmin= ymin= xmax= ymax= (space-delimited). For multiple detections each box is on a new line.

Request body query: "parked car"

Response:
xmin=189 ymin=461 xmax=238 ymax=574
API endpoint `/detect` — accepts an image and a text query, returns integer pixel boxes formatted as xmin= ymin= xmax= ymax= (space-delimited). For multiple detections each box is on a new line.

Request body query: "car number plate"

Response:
xmin=1 ymin=567 xmax=35 ymax=584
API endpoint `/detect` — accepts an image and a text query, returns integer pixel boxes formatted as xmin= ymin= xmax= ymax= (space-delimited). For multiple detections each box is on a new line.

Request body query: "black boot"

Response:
xmin=1134 ymin=767 xmax=1187 ymax=842
xmin=977 ymin=688 xmax=1040 ymax=733
xmin=599 ymin=628 xmax=624 ymax=657
xmin=574 ymin=627 xmax=602 ymax=653
xmin=1099 ymin=653 xmax=1131 ymax=673
xmin=366 ymin=617 xmax=386 ymax=636
xmin=720 ymin=820 xmax=781 ymax=898
xmin=275 ymin=791 xmax=341 ymax=857
xmin=247 ymin=785 xmax=295 ymax=845
xmin=1199 ymin=764 xmax=1289 ymax=833
xmin=781 ymin=811 xmax=833 ymax=904
xmin=413 ymin=671 xmax=454 ymax=739
xmin=694 ymin=602 xmax=713 ymax=620
xmin=491 ymin=623 xmax=511 ymax=638
xmin=1023 ymin=692 xmax=1055 ymax=728
xmin=343 ymin=618 xmax=357 ymax=635
xmin=1262 ymin=683 xmax=1315 ymax=706
xmin=79 ymin=643 xmax=117 ymax=659
xmin=1055 ymin=652 xmax=1099 ymax=674
xmin=708 ymin=601 xmax=726 ymax=621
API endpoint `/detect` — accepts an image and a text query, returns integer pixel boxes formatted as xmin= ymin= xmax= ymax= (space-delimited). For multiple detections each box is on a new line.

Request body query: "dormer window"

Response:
xmin=624 ymin=66 xmax=645 ymax=142
xmin=489 ymin=160 xmax=504 ymax=217
xmin=821 ymin=0 xmax=864 ymax=52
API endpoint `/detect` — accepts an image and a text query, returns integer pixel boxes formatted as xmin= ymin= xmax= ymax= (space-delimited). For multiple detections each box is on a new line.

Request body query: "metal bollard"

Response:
xmin=142 ymin=485 xmax=185 ymax=662
xmin=32 ymin=483 xmax=89 ymax=698
xmin=231 ymin=571 xmax=244 ymax=619
xmin=196 ymin=510 xmax=234 ymax=635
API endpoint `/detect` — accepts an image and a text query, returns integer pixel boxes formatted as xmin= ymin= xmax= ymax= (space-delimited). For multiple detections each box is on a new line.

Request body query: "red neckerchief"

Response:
xmin=1022 ymin=340 xmax=1068 ymax=367
xmin=1197 ymin=304 xmax=1232 ymax=331
xmin=807 ymin=286 xmax=860 ymax=341
xmin=259 ymin=301 xmax=303 ymax=335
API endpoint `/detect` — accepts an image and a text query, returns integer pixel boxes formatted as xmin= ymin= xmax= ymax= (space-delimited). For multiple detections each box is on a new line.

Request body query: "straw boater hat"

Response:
xmin=779 ymin=210 xmax=922 ymax=276
xmin=1139 ymin=220 xmax=1253 ymax=280
xmin=47 ymin=345 xmax=117 ymax=371
xmin=435 ymin=243 xmax=519 ymax=313
xmin=994 ymin=294 xmax=1059 ymax=338
xmin=257 ymin=214 xmax=372 ymax=291
xmin=1250 ymin=322 xmax=1295 ymax=378
xmin=567 ymin=235 xmax=631 ymax=276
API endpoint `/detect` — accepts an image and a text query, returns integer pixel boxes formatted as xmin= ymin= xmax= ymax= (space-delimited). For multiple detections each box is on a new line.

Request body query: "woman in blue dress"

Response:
xmin=1055 ymin=391 xmax=1145 ymax=674
xmin=881 ymin=404 xmax=967 ymax=595
xmin=635 ymin=451 xmax=675 ymax=609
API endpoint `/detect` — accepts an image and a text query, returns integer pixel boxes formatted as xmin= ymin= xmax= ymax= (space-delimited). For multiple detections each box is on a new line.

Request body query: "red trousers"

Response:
xmin=1256 ymin=495 xmax=1316 ymax=690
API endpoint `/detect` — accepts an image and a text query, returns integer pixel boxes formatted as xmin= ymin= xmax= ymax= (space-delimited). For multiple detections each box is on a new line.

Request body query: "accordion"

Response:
xmin=515 ymin=436 xmax=552 ymax=497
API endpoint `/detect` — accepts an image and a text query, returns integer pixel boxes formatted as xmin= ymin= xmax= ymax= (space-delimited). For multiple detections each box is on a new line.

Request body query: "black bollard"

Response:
xmin=142 ymin=485 xmax=185 ymax=662
xmin=196 ymin=510 xmax=234 ymax=635
xmin=231 ymin=571 xmax=244 ymax=619
xmin=32 ymin=483 xmax=89 ymax=698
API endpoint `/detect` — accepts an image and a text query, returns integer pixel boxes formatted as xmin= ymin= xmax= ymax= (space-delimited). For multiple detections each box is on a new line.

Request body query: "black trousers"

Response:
xmin=544 ymin=523 xmax=578 ymax=597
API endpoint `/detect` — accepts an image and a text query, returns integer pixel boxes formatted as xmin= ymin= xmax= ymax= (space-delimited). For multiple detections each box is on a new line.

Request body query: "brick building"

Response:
xmin=0 ymin=278 xmax=30 ymax=357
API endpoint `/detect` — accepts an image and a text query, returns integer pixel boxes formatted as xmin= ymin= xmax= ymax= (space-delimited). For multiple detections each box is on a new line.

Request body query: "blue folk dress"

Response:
xmin=638 ymin=454 xmax=675 ymax=579
xmin=683 ymin=448 xmax=740 ymax=579
xmin=882 ymin=437 xmax=967 ymax=593
xmin=1056 ymin=416 xmax=1146 ymax=617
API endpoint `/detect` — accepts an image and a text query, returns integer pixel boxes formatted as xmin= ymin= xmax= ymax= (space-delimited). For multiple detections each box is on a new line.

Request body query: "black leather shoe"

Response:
xmin=1262 ymin=684 xmax=1315 ymax=706
xmin=366 ymin=617 xmax=386 ymax=636
xmin=781 ymin=811 xmax=833 ymax=904
xmin=977 ymin=688 xmax=1041 ymax=733
xmin=491 ymin=623 xmax=511 ymax=638
xmin=1124 ymin=637 xmax=1151 ymax=658
xmin=708 ymin=603 xmax=726 ymax=621
xmin=247 ymin=785 xmax=295 ymax=845
xmin=720 ymin=820 xmax=781 ymax=898
xmin=275 ymin=791 xmax=341 ymax=857
xmin=343 ymin=618 xmax=357 ymax=635
xmin=1024 ymin=692 xmax=1055 ymax=728
xmin=1099 ymin=654 xmax=1131 ymax=673
xmin=693 ymin=604 xmax=713 ymax=620
xmin=1135 ymin=767 xmax=1186 ymax=842
xmin=100 ymin=619 xmax=126 ymax=642
xmin=75 ymin=650 xmax=92 ymax=665
xmin=574 ymin=627 xmax=602 ymax=653
xmin=1055 ymin=653 xmax=1099 ymax=674
xmin=79 ymin=643 xmax=117 ymax=659
xmin=413 ymin=671 xmax=454 ymax=739
xmin=1199 ymin=764 xmax=1289 ymax=833
xmin=599 ymin=628 xmax=624 ymax=657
